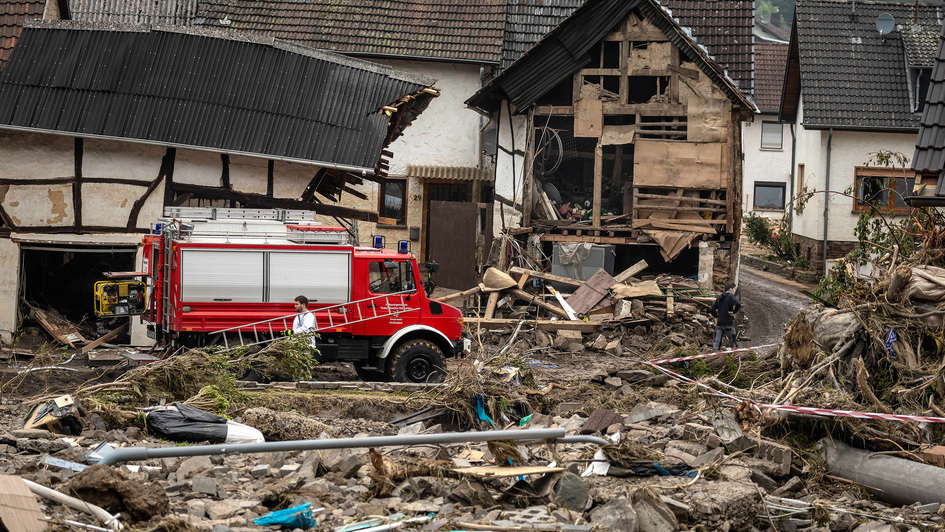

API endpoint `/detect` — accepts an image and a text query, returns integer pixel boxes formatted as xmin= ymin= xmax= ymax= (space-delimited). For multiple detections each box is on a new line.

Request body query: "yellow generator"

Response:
xmin=93 ymin=281 xmax=147 ymax=317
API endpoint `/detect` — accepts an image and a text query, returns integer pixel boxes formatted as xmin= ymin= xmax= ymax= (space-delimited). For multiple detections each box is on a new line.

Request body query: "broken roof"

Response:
xmin=468 ymin=0 xmax=755 ymax=115
xmin=0 ymin=0 xmax=44 ymax=71
xmin=192 ymin=0 xmax=506 ymax=64
xmin=0 ymin=20 xmax=436 ymax=174
xmin=780 ymin=0 xmax=943 ymax=130
xmin=912 ymin=23 xmax=945 ymax=197
xmin=661 ymin=0 xmax=754 ymax=95
xmin=754 ymin=42 xmax=788 ymax=113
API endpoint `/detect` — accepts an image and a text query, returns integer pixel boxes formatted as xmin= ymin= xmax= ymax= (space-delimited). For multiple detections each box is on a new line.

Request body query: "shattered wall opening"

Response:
xmin=20 ymin=244 xmax=136 ymax=334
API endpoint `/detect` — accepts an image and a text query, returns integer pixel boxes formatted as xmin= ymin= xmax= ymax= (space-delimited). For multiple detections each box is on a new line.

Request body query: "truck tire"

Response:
xmin=353 ymin=362 xmax=388 ymax=382
xmin=387 ymin=340 xmax=446 ymax=383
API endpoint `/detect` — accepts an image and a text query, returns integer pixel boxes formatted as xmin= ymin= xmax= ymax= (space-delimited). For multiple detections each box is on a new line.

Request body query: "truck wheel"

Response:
xmin=388 ymin=340 xmax=446 ymax=383
xmin=353 ymin=362 xmax=388 ymax=382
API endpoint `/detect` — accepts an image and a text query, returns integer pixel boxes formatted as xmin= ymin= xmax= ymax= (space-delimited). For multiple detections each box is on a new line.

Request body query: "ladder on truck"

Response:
xmin=209 ymin=291 xmax=419 ymax=351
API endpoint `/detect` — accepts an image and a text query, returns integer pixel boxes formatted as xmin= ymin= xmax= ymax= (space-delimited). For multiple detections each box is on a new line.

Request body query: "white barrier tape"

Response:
xmin=651 ymin=343 xmax=782 ymax=365
xmin=759 ymin=404 xmax=945 ymax=424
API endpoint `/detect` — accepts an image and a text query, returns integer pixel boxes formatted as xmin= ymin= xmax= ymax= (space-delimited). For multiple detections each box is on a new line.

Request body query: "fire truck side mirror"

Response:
xmin=425 ymin=260 xmax=440 ymax=273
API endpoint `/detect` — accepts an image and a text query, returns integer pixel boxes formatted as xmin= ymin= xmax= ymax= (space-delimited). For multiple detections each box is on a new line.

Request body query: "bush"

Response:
xmin=744 ymin=212 xmax=772 ymax=246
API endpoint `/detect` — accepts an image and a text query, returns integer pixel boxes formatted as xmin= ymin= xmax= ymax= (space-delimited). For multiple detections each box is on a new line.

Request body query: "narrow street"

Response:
xmin=739 ymin=263 xmax=816 ymax=346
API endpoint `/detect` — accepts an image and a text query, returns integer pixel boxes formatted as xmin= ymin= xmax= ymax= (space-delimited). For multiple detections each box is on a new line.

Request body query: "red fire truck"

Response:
xmin=98 ymin=208 xmax=467 ymax=383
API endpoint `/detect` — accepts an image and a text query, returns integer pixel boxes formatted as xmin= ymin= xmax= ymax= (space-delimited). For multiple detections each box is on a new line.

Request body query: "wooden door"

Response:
xmin=427 ymin=200 xmax=477 ymax=290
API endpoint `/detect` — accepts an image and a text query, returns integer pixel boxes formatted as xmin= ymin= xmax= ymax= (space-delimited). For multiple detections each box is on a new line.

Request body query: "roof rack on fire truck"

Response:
xmin=154 ymin=207 xmax=351 ymax=245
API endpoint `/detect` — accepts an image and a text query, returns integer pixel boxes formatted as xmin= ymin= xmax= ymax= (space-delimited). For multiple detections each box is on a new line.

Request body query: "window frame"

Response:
xmin=753 ymin=181 xmax=786 ymax=210
xmin=853 ymin=167 xmax=916 ymax=214
xmin=378 ymin=178 xmax=408 ymax=226
xmin=760 ymin=121 xmax=783 ymax=150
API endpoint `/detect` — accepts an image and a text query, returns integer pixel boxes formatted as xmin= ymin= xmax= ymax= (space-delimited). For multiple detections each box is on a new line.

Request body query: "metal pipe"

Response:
xmin=820 ymin=439 xmax=945 ymax=506
xmin=90 ymin=428 xmax=567 ymax=466
xmin=788 ymin=123 xmax=796 ymax=233
xmin=823 ymin=127 xmax=833 ymax=277
xmin=24 ymin=479 xmax=122 ymax=532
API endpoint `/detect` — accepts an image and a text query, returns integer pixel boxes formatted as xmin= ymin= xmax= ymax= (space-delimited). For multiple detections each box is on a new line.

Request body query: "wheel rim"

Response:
xmin=405 ymin=355 xmax=433 ymax=382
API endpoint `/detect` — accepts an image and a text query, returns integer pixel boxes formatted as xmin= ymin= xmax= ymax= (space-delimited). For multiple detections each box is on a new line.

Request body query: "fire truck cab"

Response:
xmin=117 ymin=208 xmax=467 ymax=383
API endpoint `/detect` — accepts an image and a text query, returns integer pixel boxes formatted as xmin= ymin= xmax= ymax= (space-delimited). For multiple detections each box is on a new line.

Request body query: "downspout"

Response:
xmin=788 ymin=123 xmax=796 ymax=233
xmin=822 ymin=128 xmax=833 ymax=277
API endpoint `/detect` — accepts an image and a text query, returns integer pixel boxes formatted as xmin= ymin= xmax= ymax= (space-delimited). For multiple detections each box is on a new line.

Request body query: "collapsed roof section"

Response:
xmin=0 ymin=20 xmax=438 ymax=187
xmin=467 ymin=0 xmax=755 ymax=115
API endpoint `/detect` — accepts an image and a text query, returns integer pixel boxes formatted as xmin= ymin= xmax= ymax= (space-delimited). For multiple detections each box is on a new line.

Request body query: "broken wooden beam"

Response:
xmin=508 ymin=267 xmax=583 ymax=288
xmin=434 ymin=286 xmax=482 ymax=304
xmin=81 ymin=324 xmax=129 ymax=353
xmin=507 ymin=289 xmax=569 ymax=319
xmin=463 ymin=318 xmax=600 ymax=332
xmin=613 ymin=259 xmax=648 ymax=284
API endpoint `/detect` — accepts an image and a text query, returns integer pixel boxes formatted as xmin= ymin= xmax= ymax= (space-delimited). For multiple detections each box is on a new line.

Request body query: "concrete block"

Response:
xmin=250 ymin=464 xmax=270 ymax=478
xmin=589 ymin=497 xmax=636 ymax=532
xmin=177 ymin=456 xmax=213 ymax=480
xmin=279 ymin=464 xmax=301 ymax=478
xmin=192 ymin=475 xmax=218 ymax=495
xmin=205 ymin=501 xmax=239 ymax=520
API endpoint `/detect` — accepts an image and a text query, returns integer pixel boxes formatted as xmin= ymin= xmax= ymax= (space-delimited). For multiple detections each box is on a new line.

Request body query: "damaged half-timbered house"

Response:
xmin=467 ymin=0 xmax=756 ymax=288
xmin=0 ymin=20 xmax=436 ymax=345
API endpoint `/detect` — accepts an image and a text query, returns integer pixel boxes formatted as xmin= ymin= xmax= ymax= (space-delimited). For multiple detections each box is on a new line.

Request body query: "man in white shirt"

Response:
xmin=292 ymin=295 xmax=317 ymax=348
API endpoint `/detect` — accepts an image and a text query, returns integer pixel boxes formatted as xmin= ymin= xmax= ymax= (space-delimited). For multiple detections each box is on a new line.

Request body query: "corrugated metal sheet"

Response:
xmin=195 ymin=0 xmax=506 ymax=64
xmin=0 ymin=21 xmax=436 ymax=172
xmin=69 ymin=0 xmax=198 ymax=25
xmin=407 ymin=165 xmax=495 ymax=181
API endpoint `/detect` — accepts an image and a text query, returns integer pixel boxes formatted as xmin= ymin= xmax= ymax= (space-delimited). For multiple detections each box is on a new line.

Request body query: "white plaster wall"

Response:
xmin=2 ymin=184 xmax=75 ymax=226
xmin=229 ymin=154 xmax=269 ymax=195
xmin=382 ymin=60 xmax=484 ymax=174
xmin=0 ymin=129 xmax=74 ymax=178
xmin=83 ymin=182 xmax=147 ymax=227
xmin=174 ymin=149 xmax=224 ymax=186
xmin=0 ymin=239 xmax=19 ymax=344
xmin=83 ymin=138 xmax=165 ymax=182
xmin=742 ymin=113 xmax=793 ymax=218
xmin=492 ymin=103 xmax=528 ymax=235
xmin=791 ymin=94 xmax=916 ymax=244
xmin=273 ymin=160 xmax=319 ymax=199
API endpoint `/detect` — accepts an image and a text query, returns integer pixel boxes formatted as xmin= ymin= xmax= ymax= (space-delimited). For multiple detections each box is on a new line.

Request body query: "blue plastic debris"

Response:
xmin=473 ymin=395 xmax=495 ymax=427
xmin=254 ymin=502 xmax=317 ymax=529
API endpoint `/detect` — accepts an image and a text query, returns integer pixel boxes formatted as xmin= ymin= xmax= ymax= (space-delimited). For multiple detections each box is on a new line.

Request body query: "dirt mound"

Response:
xmin=241 ymin=407 xmax=334 ymax=440
xmin=68 ymin=464 xmax=169 ymax=522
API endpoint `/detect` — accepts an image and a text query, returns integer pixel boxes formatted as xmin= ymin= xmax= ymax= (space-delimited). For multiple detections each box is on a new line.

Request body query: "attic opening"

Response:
xmin=628 ymin=76 xmax=670 ymax=104
xmin=19 ymin=244 xmax=136 ymax=342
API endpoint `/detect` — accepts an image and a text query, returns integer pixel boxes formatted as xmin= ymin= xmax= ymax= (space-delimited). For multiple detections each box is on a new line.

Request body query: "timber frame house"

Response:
xmin=468 ymin=0 xmax=756 ymax=285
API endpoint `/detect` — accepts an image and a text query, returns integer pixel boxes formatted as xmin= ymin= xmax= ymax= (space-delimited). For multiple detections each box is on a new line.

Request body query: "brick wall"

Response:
xmin=792 ymin=233 xmax=856 ymax=272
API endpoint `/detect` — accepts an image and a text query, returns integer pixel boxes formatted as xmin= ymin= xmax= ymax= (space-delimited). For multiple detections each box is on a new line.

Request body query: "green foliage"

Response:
xmin=676 ymin=358 xmax=708 ymax=379
xmin=744 ymin=211 xmax=772 ymax=246
xmin=278 ymin=334 xmax=319 ymax=381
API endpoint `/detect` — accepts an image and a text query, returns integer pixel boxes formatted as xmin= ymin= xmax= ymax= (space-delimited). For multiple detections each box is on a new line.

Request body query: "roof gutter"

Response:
xmin=788 ymin=123 xmax=796 ymax=234
xmin=340 ymin=50 xmax=500 ymax=66
xmin=0 ymin=124 xmax=375 ymax=176
xmin=823 ymin=127 xmax=833 ymax=277
xmin=801 ymin=123 xmax=919 ymax=133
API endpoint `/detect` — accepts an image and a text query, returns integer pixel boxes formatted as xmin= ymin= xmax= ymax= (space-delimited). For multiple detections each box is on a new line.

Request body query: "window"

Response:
xmin=368 ymin=260 xmax=416 ymax=294
xmin=797 ymin=164 xmax=805 ymax=196
xmin=379 ymin=179 xmax=407 ymax=225
xmin=753 ymin=182 xmax=786 ymax=210
xmin=854 ymin=167 xmax=916 ymax=213
xmin=761 ymin=121 xmax=782 ymax=150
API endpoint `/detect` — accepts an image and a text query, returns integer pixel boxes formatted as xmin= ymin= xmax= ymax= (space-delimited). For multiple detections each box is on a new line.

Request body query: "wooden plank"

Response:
xmin=539 ymin=234 xmax=656 ymax=245
xmin=635 ymin=204 xmax=724 ymax=213
xmin=632 ymin=219 xmax=718 ymax=234
xmin=633 ymin=140 xmax=724 ymax=188
xmin=81 ymin=323 xmax=128 ymax=353
xmin=454 ymin=465 xmax=564 ymax=478
xmin=507 ymin=289 xmax=569 ymax=319
xmin=508 ymin=267 xmax=583 ymax=288
xmin=547 ymin=287 xmax=579 ymax=320
xmin=613 ymin=260 xmax=648 ymax=284
xmin=435 ymin=286 xmax=482 ymax=304
xmin=516 ymin=272 xmax=530 ymax=289
xmin=0 ymin=475 xmax=47 ymax=532
xmin=484 ymin=292 xmax=499 ymax=319
xmin=565 ymin=269 xmax=615 ymax=316
xmin=666 ymin=284 xmax=675 ymax=318
xmin=593 ymin=142 xmax=602 ymax=228
xmin=574 ymin=98 xmax=603 ymax=138
xmin=635 ymin=192 xmax=727 ymax=206
xmin=668 ymin=64 xmax=699 ymax=79
xmin=25 ymin=304 xmax=79 ymax=348
xmin=464 ymin=318 xmax=601 ymax=333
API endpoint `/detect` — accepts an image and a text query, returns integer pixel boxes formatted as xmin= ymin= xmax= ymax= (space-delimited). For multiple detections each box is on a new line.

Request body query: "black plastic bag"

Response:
xmin=146 ymin=403 xmax=228 ymax=444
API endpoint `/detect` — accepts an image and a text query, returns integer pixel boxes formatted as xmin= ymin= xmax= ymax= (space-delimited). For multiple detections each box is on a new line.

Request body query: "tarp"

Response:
xmin=145 ymin=403 xmax=264 ymax=444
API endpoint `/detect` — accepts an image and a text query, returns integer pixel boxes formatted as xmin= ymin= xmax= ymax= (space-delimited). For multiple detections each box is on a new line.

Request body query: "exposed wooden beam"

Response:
xmin=171 ymin=183 xmax=379 ymax=222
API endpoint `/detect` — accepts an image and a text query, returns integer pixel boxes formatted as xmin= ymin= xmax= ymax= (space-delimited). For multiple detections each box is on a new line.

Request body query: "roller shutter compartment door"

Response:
xmin=269 ymin=251 xmax=351 ymax=304
xmin=180 ymin=250 xmax=264 ymax=302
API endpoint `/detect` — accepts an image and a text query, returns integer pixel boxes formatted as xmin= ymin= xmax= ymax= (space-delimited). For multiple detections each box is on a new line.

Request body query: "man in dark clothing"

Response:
xmin=710 ymin=281 xmax=741 ymax=351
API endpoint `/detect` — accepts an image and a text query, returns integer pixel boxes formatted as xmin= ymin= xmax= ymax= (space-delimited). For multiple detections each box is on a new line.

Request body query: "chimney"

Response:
xmin=771 ymin=12 xmax=783 ymax=26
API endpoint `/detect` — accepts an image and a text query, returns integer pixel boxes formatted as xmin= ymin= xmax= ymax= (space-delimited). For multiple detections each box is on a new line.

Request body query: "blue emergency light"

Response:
xmin=398 ymin=240 xmax=409 ymax=254
xmin=373 ymin=236 xmax=385 ymax=249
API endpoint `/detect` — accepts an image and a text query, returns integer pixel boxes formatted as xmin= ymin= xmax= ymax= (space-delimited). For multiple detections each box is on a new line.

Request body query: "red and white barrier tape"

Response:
xmin=651 ymin=343 xmax=782 ymax=365
xmin=647 ymin=342 xmax=942 ymax=425
xmin=758 ymin=404 xmax=945 ymax=424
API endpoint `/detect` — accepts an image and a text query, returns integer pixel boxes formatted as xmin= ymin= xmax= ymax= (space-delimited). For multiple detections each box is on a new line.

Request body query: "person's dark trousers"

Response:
xmin=714 ymin=326 xmax=737 ymax=351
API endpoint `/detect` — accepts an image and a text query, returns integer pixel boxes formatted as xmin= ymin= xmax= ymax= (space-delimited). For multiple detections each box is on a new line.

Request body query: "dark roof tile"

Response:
xmin=793 ymin=0 xmax=942 ymax=130
xmin=194 ymin=0 xmax=506 ymax=64
xmin=754 ymin=42 xmax=788 ymax=112
xmin=913 ymin=22 xmax=945 ymax=175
